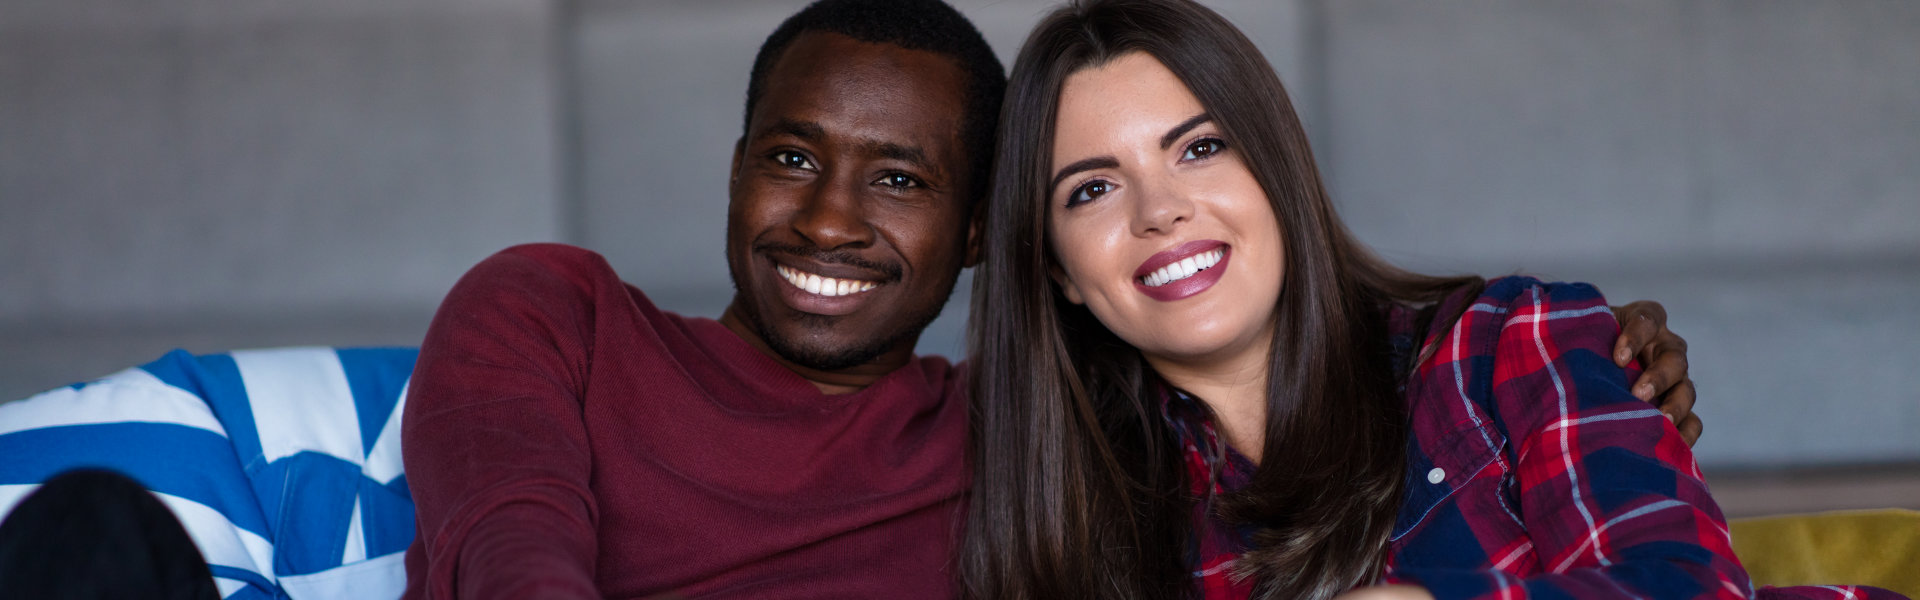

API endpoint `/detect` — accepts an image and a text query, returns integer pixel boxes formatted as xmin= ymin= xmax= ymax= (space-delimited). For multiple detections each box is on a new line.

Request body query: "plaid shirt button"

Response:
xmin=1427 ymin=467 xmax=1445 ymax=484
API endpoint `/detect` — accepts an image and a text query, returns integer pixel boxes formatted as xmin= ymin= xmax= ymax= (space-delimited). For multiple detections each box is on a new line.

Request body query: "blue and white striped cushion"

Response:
xmin=0 ymin=347 xmax=420 ymax=600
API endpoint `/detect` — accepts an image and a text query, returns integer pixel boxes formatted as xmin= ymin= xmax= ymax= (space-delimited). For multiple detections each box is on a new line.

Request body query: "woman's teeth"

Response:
xmin=777 ymin=264 xmax=878 ymax=297
xmin=1141 ymin=248 xmax=1224 ymax=287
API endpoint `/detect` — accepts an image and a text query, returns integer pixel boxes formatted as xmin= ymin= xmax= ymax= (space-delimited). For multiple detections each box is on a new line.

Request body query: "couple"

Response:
xmin=399 ymin=1 xmax=1837 ymax=599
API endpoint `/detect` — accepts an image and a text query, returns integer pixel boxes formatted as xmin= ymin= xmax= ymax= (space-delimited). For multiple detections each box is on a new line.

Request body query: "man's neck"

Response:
xmin=718 ymin=305 xmax=914 ymax=395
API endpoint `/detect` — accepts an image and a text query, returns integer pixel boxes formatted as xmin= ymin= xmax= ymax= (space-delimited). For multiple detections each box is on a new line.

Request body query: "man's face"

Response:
xmin=724 ymin=32 xmax=975 ymax=373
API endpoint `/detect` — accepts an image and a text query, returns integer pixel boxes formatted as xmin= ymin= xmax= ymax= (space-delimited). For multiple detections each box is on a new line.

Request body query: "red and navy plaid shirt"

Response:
xmin=1166 ymin=277 xmax=1906 ymax=600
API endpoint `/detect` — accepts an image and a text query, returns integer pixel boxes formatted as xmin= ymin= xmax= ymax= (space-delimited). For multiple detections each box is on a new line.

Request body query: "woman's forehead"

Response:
xmin=1053 ymin=53 xmax=1206 ymax=161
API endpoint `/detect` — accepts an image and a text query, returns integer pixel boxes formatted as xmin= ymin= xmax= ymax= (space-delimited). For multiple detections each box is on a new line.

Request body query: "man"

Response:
xmin=400 ymin=2 xmax=999 ymax=598
xmin=399 ymin=1 xmax=1697 ymax=598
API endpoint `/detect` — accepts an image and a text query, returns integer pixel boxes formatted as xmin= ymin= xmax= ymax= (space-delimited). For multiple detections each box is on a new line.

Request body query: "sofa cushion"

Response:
xmin=0 ymin=346 xmax=420 ymax=600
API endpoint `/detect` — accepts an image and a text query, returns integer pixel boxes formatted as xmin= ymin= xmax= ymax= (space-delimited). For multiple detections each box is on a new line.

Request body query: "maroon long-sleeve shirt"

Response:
xmin=400 ymin=243 xmax=970 ymax=599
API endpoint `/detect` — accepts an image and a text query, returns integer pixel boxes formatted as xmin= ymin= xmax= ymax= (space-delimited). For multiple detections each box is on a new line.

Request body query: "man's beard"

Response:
xmin=736 ymin=303 xmax=941 ymax=372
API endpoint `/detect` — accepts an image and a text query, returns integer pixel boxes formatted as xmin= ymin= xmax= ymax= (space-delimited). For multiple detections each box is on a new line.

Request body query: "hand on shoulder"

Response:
xmin=1333 ymin=584 xmax=1435 ymax=600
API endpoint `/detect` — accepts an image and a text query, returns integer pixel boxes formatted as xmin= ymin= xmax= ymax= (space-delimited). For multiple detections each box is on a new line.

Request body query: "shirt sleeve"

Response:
xmin=401 ymin=246 xmax=604 ymax=600
xmin=1390 ymin=279 xmax=1750 ymax=600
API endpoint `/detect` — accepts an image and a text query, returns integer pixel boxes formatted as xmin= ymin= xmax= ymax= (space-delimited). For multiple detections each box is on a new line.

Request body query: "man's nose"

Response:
xmin=791 ymin=174 xmax=873 ymax=249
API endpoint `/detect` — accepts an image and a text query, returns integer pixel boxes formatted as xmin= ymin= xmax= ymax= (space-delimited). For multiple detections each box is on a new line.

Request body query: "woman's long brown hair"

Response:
xmin=959 ymin=1 xmax=1482 ymax=598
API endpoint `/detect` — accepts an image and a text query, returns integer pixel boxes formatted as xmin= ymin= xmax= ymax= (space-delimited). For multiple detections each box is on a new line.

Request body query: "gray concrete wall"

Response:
xmin=3 ymin=0 xmax=1915 ymax=469
xmin=0 ymin=0 xmax=564 ymax=392
xmin=1325 ymin=1 xmax=1920 ymax=270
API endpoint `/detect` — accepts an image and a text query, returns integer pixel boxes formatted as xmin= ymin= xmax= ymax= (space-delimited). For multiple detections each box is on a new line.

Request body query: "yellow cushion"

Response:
xmin=1730 ymin=508 xmax=1920 ymax=597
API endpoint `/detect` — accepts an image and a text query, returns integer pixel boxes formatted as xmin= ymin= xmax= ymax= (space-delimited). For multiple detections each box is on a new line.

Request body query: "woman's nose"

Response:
xmin=1130 ymin=178 xmax=1194 ymax=237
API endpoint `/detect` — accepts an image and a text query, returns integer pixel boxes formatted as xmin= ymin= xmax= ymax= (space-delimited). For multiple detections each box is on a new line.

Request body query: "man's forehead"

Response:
xmin=768 ymin=31 xmax=963 ymax=82
xmin=749 ymin=33 xmax=969 ymax=156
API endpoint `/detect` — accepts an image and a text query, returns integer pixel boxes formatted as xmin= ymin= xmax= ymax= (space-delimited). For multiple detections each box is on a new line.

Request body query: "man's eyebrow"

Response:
xmin=755 ymin=118 xmax=824 ymax=142
xmin=870 ymin=142 xmax=930 ymax=169
xmin=1160 ymin=113 xmax=1213 ymax=150
xmin=1050 ymin=156 xmax=1121 ymax=192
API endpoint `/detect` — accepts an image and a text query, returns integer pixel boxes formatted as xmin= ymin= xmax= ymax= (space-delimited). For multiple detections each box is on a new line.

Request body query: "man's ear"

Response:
xmin=1050 ymin=263 xmax=1085 ymax=305
xmin=729 ymin=137 xmax=746 ymax=190
xmin=963 ymin=203 xmax=984 ymax=268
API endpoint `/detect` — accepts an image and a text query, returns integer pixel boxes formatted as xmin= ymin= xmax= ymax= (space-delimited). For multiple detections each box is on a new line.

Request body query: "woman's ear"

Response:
xmin=1050 ymin=264 xmax=1086 ymax=305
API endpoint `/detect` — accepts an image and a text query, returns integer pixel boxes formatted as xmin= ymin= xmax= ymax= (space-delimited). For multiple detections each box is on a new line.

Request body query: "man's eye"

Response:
xmin=1066 ymin=180 xmax=1112 ymax=207
xmin=876 ymin=173 xmax=922 ymax=189
xmin=1183 ymin=138 xmax=1226 ymax=161
xmin=772 ymin=151 xmax=814 ymax=170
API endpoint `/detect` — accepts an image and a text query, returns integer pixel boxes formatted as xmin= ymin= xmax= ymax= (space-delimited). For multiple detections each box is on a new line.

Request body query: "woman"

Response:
xmin=959 ymin=1 xmax=1901 ymax=599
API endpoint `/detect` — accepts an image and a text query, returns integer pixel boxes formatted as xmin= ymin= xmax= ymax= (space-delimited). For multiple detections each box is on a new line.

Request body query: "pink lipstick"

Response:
xmin=1133 ymin=240 xmax=1229 ymax=302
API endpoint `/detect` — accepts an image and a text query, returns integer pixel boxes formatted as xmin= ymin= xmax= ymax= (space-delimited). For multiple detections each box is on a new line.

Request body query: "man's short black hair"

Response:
xmin=744 ymin=0 xmax=1007 ymax=202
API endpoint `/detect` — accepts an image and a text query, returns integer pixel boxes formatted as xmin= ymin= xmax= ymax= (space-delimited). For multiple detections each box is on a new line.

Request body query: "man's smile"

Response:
xmin=776 ymin=263 xmax=881 ymax=297
xmin=765 ymin=253 xmax=897 ymax=317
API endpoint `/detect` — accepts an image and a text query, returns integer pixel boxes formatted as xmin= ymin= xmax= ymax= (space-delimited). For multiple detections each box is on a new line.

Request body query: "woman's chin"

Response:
xmin=1131 ymin=330 xmax=1268 ymax=369
xmin=1092 ymin=299 xmax=1278 ymax=369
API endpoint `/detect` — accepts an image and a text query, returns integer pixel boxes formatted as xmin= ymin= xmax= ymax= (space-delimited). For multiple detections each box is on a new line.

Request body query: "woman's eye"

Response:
xmin=1067 ymin=180 xmax=1112 ymax=207
xmin=1183 ymin=138 xmax=1226 ymax=161
xmin=876 ymin=173 xmax=922 ymax=189
xmin=772 ymin=151 xmax=814 ymax=170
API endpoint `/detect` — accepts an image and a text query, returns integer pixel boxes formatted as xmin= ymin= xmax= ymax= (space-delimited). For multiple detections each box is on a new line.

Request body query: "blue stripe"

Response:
xmin=138 ymin=349 xmax=204 ymax=394
xmin=261 ymin=453 xmax=361 ymax=576
xmin=208 ymin=564 xmax=280 ymax=598
xmin=222 ymin=586 xmax=281 ymax=600
xmin=334 ymin=347 xmax=418 ymax=458
xmin=362 ymin=476 xmax=419 ymax=557
xmin=385 ymin=474 xmax=411 ymax=501
xmin=142 ymin=351 xmax=266 ymax=472
xmin=0 ymin=422 xmax=272 ymax=538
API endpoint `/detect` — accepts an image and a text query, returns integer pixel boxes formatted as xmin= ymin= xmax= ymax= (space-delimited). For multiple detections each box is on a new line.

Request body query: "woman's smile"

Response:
xmin=1133 ymin=241 xmax=1230 ymax=302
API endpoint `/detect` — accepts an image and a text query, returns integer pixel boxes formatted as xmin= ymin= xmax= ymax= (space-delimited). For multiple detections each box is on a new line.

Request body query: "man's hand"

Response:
xmin=1612 ymin=301 xmax=1701 ymax=445
xmin=1333 ymin=584 xmax=1435 ymax=600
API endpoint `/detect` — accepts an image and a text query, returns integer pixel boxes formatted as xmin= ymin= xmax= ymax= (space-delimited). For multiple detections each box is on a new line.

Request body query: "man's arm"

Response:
xmin=1611 ymin=301 xmax=1702 ymax=445
xmin=403 ymin=249 xmax=602 ymax=600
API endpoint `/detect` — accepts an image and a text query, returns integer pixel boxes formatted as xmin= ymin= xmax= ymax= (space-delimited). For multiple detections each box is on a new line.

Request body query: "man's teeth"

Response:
xmin=777 ymin=264 xmax=879 ymax=297
xmin=1141 ymin=248 xmax=1225 ymax=287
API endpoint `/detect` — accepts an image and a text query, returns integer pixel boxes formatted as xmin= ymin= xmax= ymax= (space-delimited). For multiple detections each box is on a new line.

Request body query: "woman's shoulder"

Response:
xmin=1410 ymin=275 xmax=1611 ymax=347
xmin=1455 ymin=275 xmax=1608 ymax=316
xmin=1393 ymin=275 xmax=1628 ymax=432
xmin=1428 ymin=275 xmax=1641 ymax=435
xmin=1476 ymin=275 xmax=1607 ymax=308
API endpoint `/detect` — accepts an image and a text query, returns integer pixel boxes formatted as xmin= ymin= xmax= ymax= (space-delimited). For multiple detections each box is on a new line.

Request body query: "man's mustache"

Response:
xmin=755 ymin=242 xmax=903 ymax=282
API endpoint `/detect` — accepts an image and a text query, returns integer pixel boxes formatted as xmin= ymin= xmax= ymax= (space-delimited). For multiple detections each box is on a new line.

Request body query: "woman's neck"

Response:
xmin=1146 ymin=337 xmax=1273 ymax=464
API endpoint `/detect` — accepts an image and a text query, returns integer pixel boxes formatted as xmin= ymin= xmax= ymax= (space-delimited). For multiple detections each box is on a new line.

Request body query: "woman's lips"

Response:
xmin=1133 ymin=241 xmax=1229 ymax=302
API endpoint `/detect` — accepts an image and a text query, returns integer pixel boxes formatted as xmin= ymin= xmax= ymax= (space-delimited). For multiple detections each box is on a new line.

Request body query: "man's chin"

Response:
xmin=759 ymin=327 xmax=898 ymax=372
xmin=726 ymin=281 xmax=943 ymax=374
xmin=734 ymin=302 xmax=898 ymax=372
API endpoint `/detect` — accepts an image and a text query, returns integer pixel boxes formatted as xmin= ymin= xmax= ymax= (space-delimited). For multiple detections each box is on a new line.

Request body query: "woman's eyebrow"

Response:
xmin=1047 ymin=113 xmax=1214 ymax=193
xmin=1160 ymin=113 xmax=1212 ymax=150
xmin=1050 ymin=156 xmax=1120 ymax=192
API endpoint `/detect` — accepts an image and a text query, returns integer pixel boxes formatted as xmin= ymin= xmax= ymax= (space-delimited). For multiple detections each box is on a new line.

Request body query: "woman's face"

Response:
xmin=1046 ymin=52 xmax=1285 ymax=366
